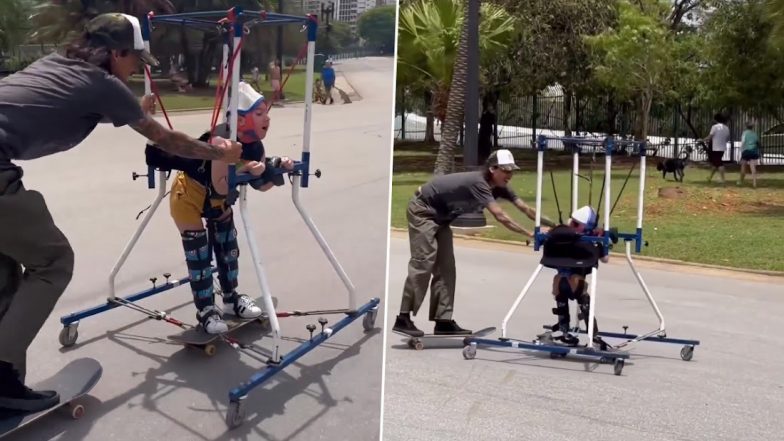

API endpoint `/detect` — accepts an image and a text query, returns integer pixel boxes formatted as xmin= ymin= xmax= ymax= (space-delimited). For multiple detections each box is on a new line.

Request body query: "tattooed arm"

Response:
xmin=129 ymin=114 xmax=242 ymax=162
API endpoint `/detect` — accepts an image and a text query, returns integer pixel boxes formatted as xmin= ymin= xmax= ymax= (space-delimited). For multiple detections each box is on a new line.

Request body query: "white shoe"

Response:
xmin=197 ymin=306 xmax=229 ymax=334
xmin=223 ymin=294 xmax=263 ymax=319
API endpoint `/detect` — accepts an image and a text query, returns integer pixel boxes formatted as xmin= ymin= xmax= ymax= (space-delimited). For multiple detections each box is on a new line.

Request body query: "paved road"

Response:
xmin=5 ymin=56 xmax=394 ymax=441
xmin=382 ymin=234 xmax=784 ymax=441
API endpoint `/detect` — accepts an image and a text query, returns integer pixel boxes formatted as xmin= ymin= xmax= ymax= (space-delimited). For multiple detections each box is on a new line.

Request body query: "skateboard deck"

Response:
xmin=0 ymin=358 xmax=102 ymax=439
xmin=167 ymin=296 xmax=277 ymax=355
xmin=395 ymin=326 xmax=496 ymax=350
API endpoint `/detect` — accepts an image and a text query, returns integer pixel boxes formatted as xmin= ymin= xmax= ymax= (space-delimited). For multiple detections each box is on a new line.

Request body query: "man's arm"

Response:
xmin=513 ymin=197 xmax=557 ymax=228
xmin=486 ymin=201 xmax=533 ymax=237
xmin=129 ymin=115 xmax=238 ymax=161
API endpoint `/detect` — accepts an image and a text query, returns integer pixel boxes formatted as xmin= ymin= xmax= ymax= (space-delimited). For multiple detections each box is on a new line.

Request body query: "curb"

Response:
xmin=389 ymin=227 xmax=784 ymax=279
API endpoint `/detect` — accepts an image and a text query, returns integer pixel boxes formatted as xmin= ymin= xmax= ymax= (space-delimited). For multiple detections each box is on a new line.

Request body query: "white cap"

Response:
xmin=571 ymin=206 xmax=597 ymax=230
xmin=487 ymin=149 xmax=520 ymax=171
xmin=236 ymin=81 xmax=265 ymax=115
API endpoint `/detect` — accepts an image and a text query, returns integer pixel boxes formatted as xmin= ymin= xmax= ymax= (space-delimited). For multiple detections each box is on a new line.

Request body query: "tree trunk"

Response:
xmin=433 ymin=2 xmax=470 ymax=176
xmin=424 ymin=89 xmax=436 ymax=144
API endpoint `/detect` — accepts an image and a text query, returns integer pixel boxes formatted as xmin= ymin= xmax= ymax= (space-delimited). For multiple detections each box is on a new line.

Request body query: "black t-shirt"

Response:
xmin=0 ymin=52 xmax=144 ymax=161
xmin=417 ymin=171 xmax=518 ymax=224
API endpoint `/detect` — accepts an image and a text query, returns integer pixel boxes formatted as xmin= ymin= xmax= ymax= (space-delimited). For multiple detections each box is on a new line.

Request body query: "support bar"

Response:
xmin=465 ymin=337 xmax=630 ymax=360
xmin=228 ymin=297 xmax=380 ymax=401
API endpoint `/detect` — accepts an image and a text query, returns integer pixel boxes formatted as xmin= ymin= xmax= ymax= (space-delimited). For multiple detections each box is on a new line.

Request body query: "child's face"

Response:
xmin=238 ymin=105 xmax=271 ymax=142
xmin=569 ymin=219 xmax=587 ymax=233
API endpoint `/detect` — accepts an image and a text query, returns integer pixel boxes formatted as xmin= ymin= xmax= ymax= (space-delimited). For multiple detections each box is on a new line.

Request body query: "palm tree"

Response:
xmin=396 ymin=0 xmax=516 ymax=173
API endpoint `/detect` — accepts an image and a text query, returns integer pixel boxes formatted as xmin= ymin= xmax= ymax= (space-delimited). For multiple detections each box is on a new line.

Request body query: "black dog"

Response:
xmin=657 ymin=158 xmax=686 ymax=182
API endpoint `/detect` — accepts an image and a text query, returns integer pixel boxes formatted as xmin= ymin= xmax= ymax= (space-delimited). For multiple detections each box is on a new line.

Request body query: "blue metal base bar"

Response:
xmin=577 ymin=330 xmax=700 ymax=346
xmin=465 ymin=337 xmax=631 ymax=360
xmin=228 ymin=297 xmax=380 ymax=402
xmin=59 ymin=270 xmax=204 ymax=326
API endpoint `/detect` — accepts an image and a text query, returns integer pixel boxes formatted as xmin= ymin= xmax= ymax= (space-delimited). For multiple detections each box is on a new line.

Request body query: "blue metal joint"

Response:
xmin=307 ymin=15 xmax=318 ymax=42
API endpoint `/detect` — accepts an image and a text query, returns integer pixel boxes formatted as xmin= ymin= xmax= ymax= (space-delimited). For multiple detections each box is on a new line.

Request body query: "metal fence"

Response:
xmin=395 ymin=92 xmax=784 ymax=165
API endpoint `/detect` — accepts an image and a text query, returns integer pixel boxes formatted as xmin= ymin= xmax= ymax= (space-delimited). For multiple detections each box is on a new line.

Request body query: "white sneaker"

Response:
xmin=197 ymin=306 xmax=228 ymax=334
xmin=223 ymin=294 xmax=263 ymax=319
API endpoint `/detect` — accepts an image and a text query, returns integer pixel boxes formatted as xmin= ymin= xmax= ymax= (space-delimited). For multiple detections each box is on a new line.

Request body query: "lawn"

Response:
xmin=126 ymin=70 xmax=307 ymax=111
xmin=392 ymin=141 xmax=784 ymax=272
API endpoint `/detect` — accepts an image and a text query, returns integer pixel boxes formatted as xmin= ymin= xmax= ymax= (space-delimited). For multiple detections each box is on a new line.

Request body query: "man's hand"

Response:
xmin=140 ymin=94 xmax=156 ymax=115
xmin=210 ymin=136 xmax=242 ymax=163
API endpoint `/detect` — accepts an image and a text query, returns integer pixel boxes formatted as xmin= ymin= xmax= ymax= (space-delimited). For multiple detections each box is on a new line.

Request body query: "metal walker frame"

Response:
xmin=57 ymin=7 xmax=379 ymax=428
xmin=462 ymin=135 xmax=700 ymax=376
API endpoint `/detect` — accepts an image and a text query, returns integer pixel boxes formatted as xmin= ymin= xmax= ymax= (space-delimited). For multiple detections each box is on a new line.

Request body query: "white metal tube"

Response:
xmin=108 ymin=171 xmax=167 ymax=299
xmin=239 ymin=186 xmax=282 ymax=362
xmin=229 ymin=35 xmax=241 ymax=140
xmin=221 ymin=42 xmax=229 ymax=118
xmin=625 ymin=241 xmax=665 ymax=331
xmin=303 ymin=40 xmax=315 ymax=153
xmin=637 ymin=152 xmax=646 ymax=229
xmin=535 ymin=150 xmax=543 ymax=227
xmin=586 ymin=266 xmax=598 ymax=345
xmin=291 ymin=175 xmax=357 ymax=310
xmin=501 ymin=264 xmax=544 ymax=338
xmin=572 ymin=152 xmax=579 ymax=214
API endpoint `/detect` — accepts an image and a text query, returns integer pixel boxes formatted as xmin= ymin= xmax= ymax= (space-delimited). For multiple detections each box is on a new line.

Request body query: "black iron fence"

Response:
xmin=395 ymin=92 xmax=784 ymax=165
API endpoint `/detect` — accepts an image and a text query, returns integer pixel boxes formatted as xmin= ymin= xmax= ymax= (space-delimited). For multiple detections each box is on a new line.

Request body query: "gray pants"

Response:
xmin=0 ymin=162 xmax=74 ymax=382
xmin=400 ymin=196 xmax=456 ymax=321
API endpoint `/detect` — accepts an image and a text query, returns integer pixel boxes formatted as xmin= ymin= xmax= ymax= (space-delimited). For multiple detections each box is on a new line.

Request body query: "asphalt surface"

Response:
xmin=382 ymin=234 xmax=784 ymax=441
xmin=4 ymin=56 xmax=394 ymax=441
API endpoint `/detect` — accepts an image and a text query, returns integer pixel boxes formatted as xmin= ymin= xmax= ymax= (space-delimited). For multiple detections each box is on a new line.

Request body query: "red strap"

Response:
xmin=143 ymin=65 xmax=173 ymax=130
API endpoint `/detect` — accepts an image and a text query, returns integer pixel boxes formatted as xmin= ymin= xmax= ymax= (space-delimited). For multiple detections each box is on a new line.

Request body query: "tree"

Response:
xmin=585 ymin=0 xmax=677 ymax=140
xmin=357 ymin=5 xmax=396 ymax=54
xmin=0 ymin=0 xmax=32 ymax=56
xmin=396 ymin=0 xmax=515 ymax=149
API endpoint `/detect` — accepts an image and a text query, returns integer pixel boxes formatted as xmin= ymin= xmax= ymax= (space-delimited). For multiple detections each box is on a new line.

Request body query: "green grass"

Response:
xmin=126 ymin=70 xmax=307 ymax=111
xmin=392 ymin=141 xmax=784 ymax=272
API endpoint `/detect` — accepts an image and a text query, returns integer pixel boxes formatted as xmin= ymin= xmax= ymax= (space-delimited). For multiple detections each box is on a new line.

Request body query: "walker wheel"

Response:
xmin=70 ymin=403 xmax=85 ymax=420
xmin=680 ymin=345 xmax=694 ymax=361
xmin=362 ymin=309 xmax=377 ymax=332
xmin=613 ymin=358 xmax=624 ymax=376
xmin=58 ymin=325 xmax=79 ymax=348
xmin=226 ymin=399 xmax=246 ymax=429
xmin=462 ymin=345 xmax=476 ymax=360
xmin=204 ymin=344 xmax=217 ymax=357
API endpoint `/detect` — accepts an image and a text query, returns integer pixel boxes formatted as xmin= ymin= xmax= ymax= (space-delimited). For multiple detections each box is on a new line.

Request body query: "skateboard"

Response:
xmin=0 ymin=358 xmax=102 ymax=439
xmin=167 ymin=296 xmax=277 ymax=356
xmin=395 ymin=327 xmax=497 ymax=351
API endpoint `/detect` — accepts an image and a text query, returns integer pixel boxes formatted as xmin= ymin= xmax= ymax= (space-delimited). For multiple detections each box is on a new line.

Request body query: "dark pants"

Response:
xmin=400 ymin=196 xmax=456 ymax=321
xmin=0 ymin=162 xmax=74 ymax=382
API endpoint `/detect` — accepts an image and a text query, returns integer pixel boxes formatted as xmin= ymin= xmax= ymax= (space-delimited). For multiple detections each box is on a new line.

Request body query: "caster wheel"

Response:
xmin=70 ymin=404 xmax=85 ymax=420
xmin=413 ymin=340 xmax=424 ymax=351
xmin=613 ymin=359 xmax=624 ymax=376
xmin=225 ymin=399 xmax=246 ymax=429
xmin=204 ymin=344 xmax=217 ymax=357
xmin=680 ymin=345 xmax=694 ymax=361
xmin=362 ymin=310 xmax=377 ymax=332
xmin=462 ymin=345 xmax=476 ymax=360
xmin=58 ymin=325 xmax=79 ymax=348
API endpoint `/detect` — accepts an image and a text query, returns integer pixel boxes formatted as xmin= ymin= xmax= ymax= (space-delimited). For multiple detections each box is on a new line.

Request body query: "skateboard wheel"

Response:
xmin=70 ymin=404 xmax=85 ymax=419
xmin=204 ymin=345 xmax=217 ymax=357
xmin=58 ymin=325 xmax=79 ymax=348
xmin=462 ymin=345 xmax=476 ymax=360
xmin=406 ymin=339 xmax=415 ymax=349
xmin=413 ymin=341 xmax=424 ymax=351
xmin=226 ymin=399 xmax=246 ymax=429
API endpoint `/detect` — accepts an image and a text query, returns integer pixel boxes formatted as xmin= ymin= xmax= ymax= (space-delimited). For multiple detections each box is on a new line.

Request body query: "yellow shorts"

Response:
xmin=169 ymin=172 xmax=228 ymax=226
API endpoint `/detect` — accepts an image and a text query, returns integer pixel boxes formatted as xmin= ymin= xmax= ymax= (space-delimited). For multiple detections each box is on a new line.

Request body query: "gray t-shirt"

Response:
xmin=418 ymin=171 xmax=519 ymax=223
xmin=0 ymin=52 xmax=145 ymax=161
